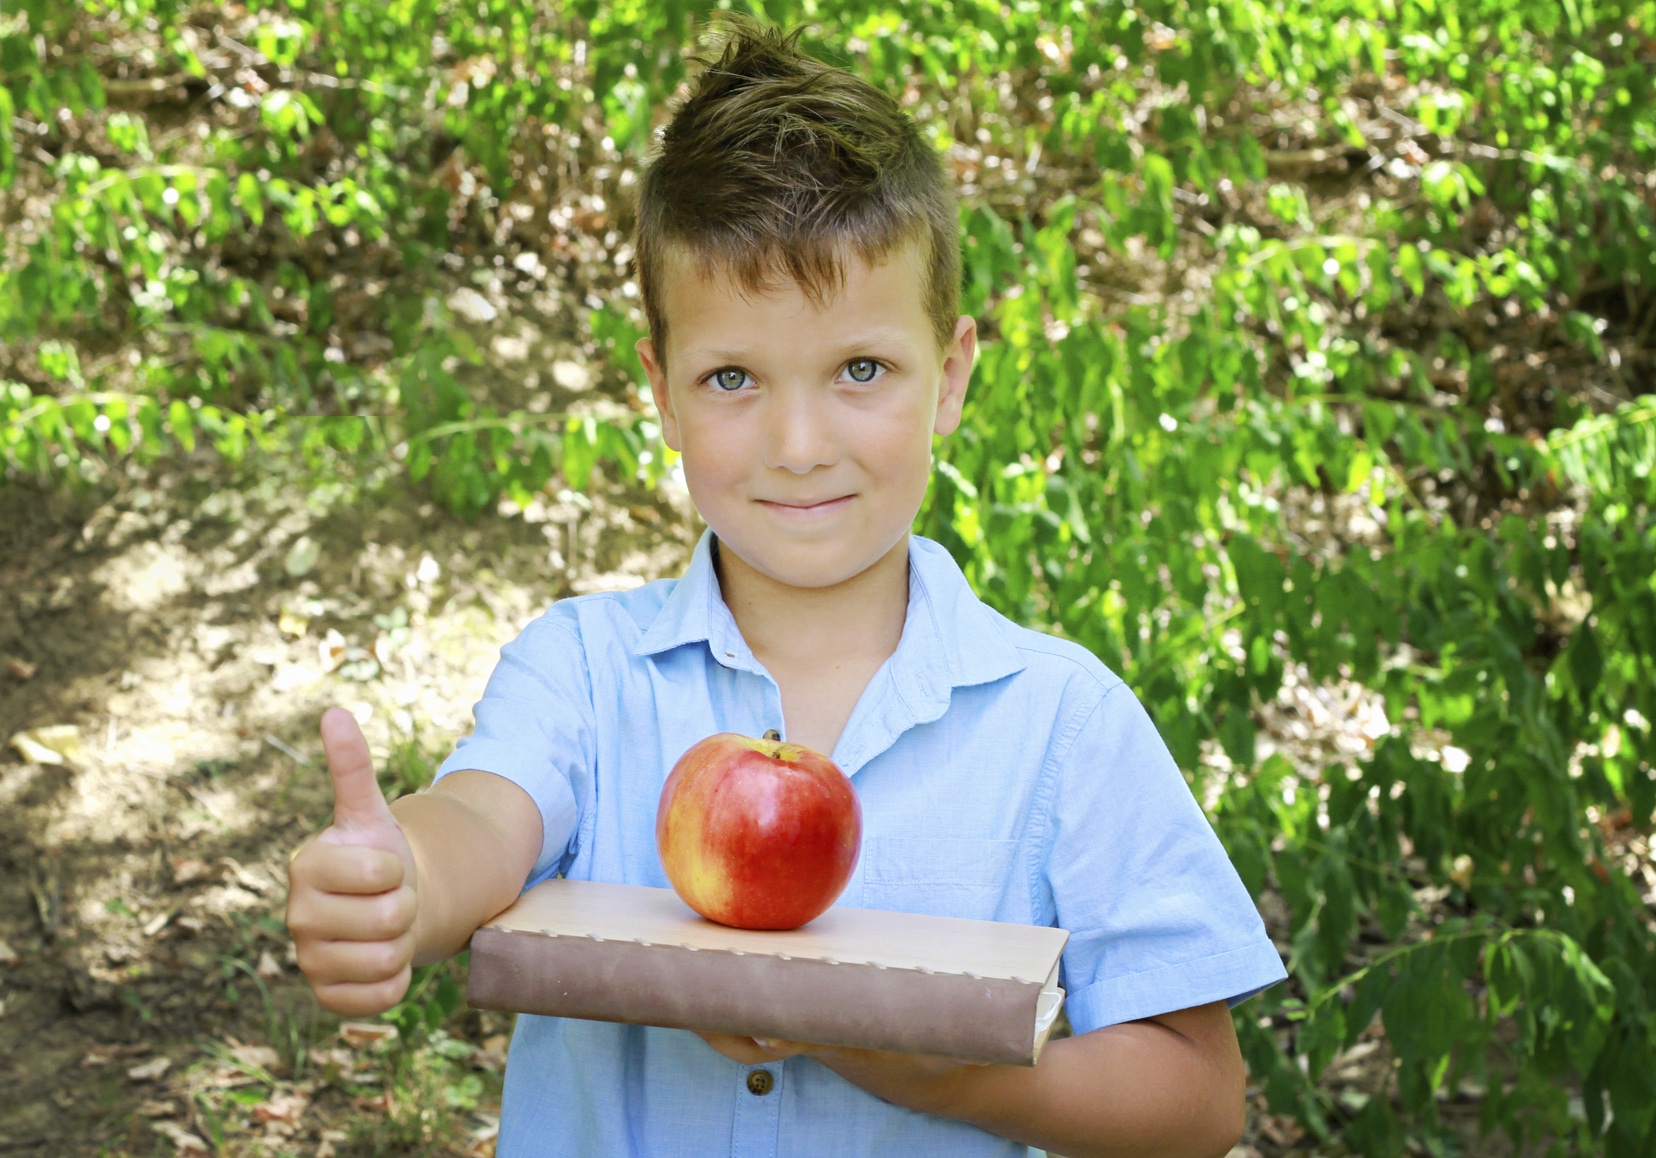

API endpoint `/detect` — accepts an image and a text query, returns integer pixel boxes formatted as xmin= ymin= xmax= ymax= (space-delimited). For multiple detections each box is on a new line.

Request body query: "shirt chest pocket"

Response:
xmin=860 ymin=837 xmax=1021 ymax=921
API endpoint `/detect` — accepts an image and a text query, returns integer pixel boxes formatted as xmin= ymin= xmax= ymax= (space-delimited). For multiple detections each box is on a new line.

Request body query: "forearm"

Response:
xmin=391 ymin=787 xmax=538 ymax=965
xmin=802 ymin=1002 xmax=1244 ymax=1158
xmin=938 ymin=1019 xmax=1243 ymax=1158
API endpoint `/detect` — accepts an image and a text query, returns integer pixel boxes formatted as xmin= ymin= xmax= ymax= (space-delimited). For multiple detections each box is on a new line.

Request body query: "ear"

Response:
xmin=932 ymin=315 xmax=976 ymax=438
xmin=637 ymin=336 xmax=682 ymax=452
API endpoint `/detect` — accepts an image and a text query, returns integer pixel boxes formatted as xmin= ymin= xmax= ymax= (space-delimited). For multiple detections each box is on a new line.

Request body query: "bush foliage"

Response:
xmin=6 ymin=0 xmax=1656 ymax=1152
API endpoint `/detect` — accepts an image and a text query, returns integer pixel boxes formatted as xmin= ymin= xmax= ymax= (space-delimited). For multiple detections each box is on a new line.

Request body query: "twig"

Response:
xmin=264 ymin=733 xmax=313 ymax=767
xmin=1375 ymin=101 xmax=1428 ymax=138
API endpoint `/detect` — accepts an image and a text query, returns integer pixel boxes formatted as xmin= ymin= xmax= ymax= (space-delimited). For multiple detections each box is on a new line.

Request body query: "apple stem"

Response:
xmin=763 ymin=729 xmax=781 ymax=742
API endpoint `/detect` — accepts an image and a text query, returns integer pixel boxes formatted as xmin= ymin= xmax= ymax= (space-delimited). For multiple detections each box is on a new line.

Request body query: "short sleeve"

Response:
xmin=434 ymin=616 xmax=590 ymax=884
xmin=1046 ymin=684 xmax=1286 ymax=1035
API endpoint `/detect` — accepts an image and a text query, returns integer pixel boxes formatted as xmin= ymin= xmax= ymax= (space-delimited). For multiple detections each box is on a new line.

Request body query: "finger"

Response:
xmin=321 ymin=707 xmax=394 ymax=833
xmin=311 ymin=965 xmax=413 ymax=1018
xmin=295 ymin=932 xmax=416 ymax=986
xmin=694 ymin=1032 xmax=776 ymax=1065
xmin=287 ymin=883 xmax=416 ymax=942
xmin=754 ymin=1038 xmax=813 ymax=1059
xmin=293 ymin=841 xmax=405 ymax=896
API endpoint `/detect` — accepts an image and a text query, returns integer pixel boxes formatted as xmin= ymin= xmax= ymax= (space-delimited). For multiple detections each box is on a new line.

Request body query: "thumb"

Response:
xmin=320 ymin=707 xmax=395 ymax=836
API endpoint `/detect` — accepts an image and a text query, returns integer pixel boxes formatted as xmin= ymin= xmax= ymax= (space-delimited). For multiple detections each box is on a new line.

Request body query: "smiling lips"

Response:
xmin=758 ymin=495 xmax=854 ymax=519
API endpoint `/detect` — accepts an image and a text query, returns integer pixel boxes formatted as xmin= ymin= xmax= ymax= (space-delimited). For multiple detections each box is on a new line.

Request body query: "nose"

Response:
xmin=761 ymin=384 xmax=838 ymax=474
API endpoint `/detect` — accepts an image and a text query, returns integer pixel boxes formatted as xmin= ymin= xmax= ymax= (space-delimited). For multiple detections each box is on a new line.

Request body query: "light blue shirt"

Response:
xmin=436 ymin=531 xmax=1286 ymax=1158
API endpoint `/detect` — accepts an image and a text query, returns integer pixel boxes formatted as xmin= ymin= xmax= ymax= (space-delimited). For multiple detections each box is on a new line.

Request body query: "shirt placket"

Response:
xmin=730 ymin=1061 xmax=784 ymax=1158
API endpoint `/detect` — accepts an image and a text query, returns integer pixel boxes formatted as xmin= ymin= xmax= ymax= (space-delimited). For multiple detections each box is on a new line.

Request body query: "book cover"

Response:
xmin=467 ymin=879 xmax=1069 ymax=1066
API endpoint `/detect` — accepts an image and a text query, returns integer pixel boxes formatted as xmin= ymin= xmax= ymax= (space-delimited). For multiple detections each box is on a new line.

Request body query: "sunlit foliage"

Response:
xmin=4 ymin=1 xmax=1655 ymax=1151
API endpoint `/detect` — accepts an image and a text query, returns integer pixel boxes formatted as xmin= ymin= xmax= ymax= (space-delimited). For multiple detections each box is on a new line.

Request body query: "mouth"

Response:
xmin=756 ymin=495 xmax=854 ymax=518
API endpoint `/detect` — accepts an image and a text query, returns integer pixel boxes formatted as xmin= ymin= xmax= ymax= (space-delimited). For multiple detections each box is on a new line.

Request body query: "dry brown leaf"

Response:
xmin=136 ymin=1099 xmax=177 ymax=1117
xmin=256 ymin=948 xmax=283 ymax=979
xmin=82 ymin=1042 xmax=151 ymax=1066
xmin=227 ymin=1037 xmax=281 ymax=1074
xmin=200 ymin=1065 xmax=260 ymax=1090
xmin=1258 ymin=1113 xmax=1305 ymax=1146
xmin=340 ymin=1021 xmax=398 ymax=1048
xmin=318 ymin=628 xmax=348 ymax=672
xmin=151 ymin=1120 xmax=209 ymax=1156
xmin=217 ymin=856 xmax=272 ymax=894
xmin=4 ymin=656 xmax=37 ymax=681
xmin=0 ymin=939 xmax=18 ymax=966
xmin=169 ymin=857 xmax=211 ymax=885
xmin=142 ymin=911 xmax=171 ymax=937
xmin=127 ymin=1055 xmax=172 ymax=1081
xmin=252 ymin=1089 xmax=311 ymax=1124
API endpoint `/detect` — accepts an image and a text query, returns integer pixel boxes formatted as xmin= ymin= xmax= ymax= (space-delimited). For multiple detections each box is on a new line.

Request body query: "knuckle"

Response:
xmin=379 ymin=891 xmax=416 ymax=936
xmin=353 ymin=940 xmax=400 ymax=979
xmin=285 ymin=910 xmax=320 ymax=942
xmin=294 ymin=942 xmax=323 ymax=979
xmin=373 ymin=939 xmax=411 ymax=977
xmin=356 ymin=852 xmax=398 ymax=894
xmin=398 ymin=892 xmax=420 ymax=934
xmin=381 ymin=964 xmax=413 ymax=1004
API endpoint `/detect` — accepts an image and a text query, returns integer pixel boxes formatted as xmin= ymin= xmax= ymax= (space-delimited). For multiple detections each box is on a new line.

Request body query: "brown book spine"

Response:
xmin=467 ymin=926 xmax=1049 ymax=1065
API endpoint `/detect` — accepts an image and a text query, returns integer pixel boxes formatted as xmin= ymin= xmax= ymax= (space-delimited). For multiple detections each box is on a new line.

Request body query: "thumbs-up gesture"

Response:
xmin=286 ymin=708 xmax=421 ymax=1016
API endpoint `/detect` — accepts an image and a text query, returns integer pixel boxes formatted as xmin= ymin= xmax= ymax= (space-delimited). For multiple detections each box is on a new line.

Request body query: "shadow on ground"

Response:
xmin=0 ymin=456 xmax=696 ymax=1155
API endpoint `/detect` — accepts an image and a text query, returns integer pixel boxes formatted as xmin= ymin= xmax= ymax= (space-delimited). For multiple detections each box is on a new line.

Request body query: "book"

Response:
xmin=466 ymin=878 xmax=1070 ymax=1066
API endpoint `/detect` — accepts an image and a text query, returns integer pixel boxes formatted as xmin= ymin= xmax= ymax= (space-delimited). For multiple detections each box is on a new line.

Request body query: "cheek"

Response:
xmin=676 ymin=410 xmax=749 ymax=494
xmin=863 ymin=396 xmax=936 ymax=482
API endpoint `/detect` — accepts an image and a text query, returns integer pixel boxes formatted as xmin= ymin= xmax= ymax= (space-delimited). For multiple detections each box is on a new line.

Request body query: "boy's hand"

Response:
xmin=695 ymin=1032 xmax=987 ymax=1116
xmin=286 ymin=708 xmax=420 ymax=1016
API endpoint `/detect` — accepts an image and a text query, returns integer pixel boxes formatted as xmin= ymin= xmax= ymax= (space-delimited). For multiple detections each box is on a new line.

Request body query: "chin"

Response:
xmin=717 ymin=527 xmax=904 ymax=591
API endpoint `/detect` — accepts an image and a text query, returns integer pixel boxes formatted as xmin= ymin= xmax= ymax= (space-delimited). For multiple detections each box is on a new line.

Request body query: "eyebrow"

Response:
xmin=684 ymin=332 xmax=917 ymax=361
xmin=826 ymin=330 xmax=920 ymax=353
xmin=683 ymin=348 xmax=755 ymax=363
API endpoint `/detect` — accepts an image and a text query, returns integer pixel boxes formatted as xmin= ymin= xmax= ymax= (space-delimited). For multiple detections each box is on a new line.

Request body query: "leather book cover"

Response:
xmin=466 ymin=879 xmax=1069 ymax=1066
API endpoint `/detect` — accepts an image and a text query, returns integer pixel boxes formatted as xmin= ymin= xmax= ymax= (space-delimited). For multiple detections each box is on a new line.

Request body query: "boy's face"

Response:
xmin=638 ymin=243 xmax=974 ymax=593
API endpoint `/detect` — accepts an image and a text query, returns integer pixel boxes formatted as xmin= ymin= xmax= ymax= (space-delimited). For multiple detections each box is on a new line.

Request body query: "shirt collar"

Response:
xmin=632 ymin=529 xmax=754 ymax=670
xmin=633 ymin=530 xmax=1025 ymax=697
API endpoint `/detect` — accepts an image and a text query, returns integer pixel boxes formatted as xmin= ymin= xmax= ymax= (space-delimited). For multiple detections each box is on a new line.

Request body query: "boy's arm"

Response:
xmin=703 ymin=998 xmax=1244 ymax=1158
xmin=396 ymin=770 xmax=544 ymax=964
xmin=287 ymin=709 xmax=543 ymax=1015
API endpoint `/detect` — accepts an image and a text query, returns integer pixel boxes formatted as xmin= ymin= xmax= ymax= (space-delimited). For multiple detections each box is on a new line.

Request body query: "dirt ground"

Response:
xmin=0 ymin=451 xmax=697 ymax=1155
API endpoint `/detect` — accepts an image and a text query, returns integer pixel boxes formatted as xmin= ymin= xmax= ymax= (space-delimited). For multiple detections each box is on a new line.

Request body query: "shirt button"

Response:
xmin=746 ymin=1069 xmax=774 ymax=1096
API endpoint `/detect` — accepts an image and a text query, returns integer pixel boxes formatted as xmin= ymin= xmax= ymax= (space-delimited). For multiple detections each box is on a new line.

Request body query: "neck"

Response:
xmin=714 ymin=535 xmax=910 ymax=673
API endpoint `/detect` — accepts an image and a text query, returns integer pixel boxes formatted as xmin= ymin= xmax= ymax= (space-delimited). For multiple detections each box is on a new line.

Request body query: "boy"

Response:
xmin=286 ymin=21 xmax=1286 ymax=1158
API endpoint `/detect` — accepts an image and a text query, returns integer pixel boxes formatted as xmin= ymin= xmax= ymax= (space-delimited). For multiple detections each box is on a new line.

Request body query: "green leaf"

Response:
xmin=1396 ymin=245 xmax=1425 ymax=298
xmin=1381 ymin=946 xmax=1468 ymax=1076
xmin=1345 ymin=448 xmax=1374 ymax=494
xmin=1345 ymin=1094 xmax=1404 ymax=1158
xmin=1568 ymin=621 xmax=1604 ymax=705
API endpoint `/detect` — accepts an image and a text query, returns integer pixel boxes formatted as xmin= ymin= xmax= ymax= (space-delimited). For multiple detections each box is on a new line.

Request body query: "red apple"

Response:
xmin=656 ymin=731 xmax=862 ymax=930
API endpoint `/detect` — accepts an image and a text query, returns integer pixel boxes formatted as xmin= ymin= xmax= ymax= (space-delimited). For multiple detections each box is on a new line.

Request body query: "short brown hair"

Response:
xmin=635 ymin=19 xmax=960 ymax=355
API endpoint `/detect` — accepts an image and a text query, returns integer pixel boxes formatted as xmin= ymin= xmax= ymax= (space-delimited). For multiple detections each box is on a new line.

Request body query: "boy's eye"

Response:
xmin=711 ymin=368 xmax=750 ymax=391
xmin=845 ymin=359 xmax=881 ymax=383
